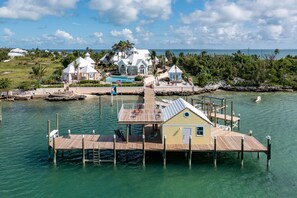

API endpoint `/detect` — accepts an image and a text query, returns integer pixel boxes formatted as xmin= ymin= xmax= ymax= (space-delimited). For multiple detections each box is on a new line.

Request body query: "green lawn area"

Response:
xmin=0 ymin=57 xmax=63 ymax=89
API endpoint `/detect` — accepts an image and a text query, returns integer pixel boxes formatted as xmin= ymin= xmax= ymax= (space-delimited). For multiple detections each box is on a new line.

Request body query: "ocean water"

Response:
xmin=154 ymin=49 xmax=297 ymax=59
xmin=57 ymin=49 xmax=297 ymax=59
xmin=0 ymin=92 xmax=297 ymax=197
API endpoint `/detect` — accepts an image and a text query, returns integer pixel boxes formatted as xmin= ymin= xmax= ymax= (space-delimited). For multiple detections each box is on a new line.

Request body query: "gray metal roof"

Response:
xmin=162 ymin=98 xmax=212 ymax=125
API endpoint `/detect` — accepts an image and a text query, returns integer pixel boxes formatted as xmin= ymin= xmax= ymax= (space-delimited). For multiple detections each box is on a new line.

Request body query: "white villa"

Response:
xmin=62 ymin=53 xmax=98 ymax=82
xmin=8 ymin=48 xmax=28 ymax=57
xmin=168 ymin=65 xmax=183 ymax=82
xmin=101 ymin=47 xmax=158 ymax=75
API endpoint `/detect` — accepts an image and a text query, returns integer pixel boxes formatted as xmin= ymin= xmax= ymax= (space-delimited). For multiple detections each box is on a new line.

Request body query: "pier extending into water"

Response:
xmin=47 ymin=85 xmax=271 ymax=167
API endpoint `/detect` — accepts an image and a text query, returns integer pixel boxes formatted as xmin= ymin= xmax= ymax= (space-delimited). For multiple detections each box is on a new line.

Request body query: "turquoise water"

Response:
xmin=0 ymin=92 xmax=297 ymax=197
xmin=106 ymin=76 xmax=135 ymax=83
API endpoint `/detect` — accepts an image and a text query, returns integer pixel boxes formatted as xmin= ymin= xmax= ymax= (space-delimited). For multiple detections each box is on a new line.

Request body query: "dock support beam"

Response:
xmin=214 ymin=136 xmax=217 ymax=167
xmin=163 ymin=136 xmax=166 ymax=167
xmin=56 ymin=113 xmax=59 ymax=134
xmin=113 ymin=135 xmax=117 ymax=166
xmin=224 ymin=99 xmax=227 ymax=125
xmin=48 ymin=120 xmax=51 ymax=160
xmin=142 ymin=134 xmax=145 ymax=167
xmin=53 ymin=135 xmax=56 ymax=165
xmin=126 ymin=125 xmax=129 ymax=143
xmin=267 ymin=136 xmax=271 ymax=167
xmin=231 ymin=101 xmax=234 ymax=130
xmin=241 ymin=136 xmax=244 ymax=166
xmin=82 ymin=135 xmax=85 ymax=165
xmin=188 ymin=136 xmax=192 ymax=167
xmin=214 ymin=106 xmax=217 ymax=127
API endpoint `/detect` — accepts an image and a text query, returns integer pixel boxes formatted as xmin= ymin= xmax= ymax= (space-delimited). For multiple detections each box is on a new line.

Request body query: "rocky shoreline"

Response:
xmin=1 ymin=85 xmax=295 ymax=101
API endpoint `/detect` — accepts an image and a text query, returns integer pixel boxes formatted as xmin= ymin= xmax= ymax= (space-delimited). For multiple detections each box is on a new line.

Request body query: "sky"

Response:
xmin=1 ymin=0 xmax=297 ymax=50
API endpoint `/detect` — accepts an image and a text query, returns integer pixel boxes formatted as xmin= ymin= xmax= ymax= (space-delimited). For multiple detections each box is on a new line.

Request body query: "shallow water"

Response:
xmin=0 ymin=92 xmax=296 ymax=197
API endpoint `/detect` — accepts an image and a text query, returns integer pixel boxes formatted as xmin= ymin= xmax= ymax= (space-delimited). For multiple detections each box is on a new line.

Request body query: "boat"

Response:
xmin=161 ymin=99 xmax=173 ymax=104
xmin=255 ymin=96 xmax=261 ymax=103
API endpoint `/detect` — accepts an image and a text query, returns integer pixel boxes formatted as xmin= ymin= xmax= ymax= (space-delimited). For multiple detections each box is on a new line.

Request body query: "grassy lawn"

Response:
xmin=0 ymin=57 xmax=63 ymax=89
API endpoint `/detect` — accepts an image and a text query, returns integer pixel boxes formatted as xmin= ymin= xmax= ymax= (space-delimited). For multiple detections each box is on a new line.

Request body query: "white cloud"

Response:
xmin=51 ymin=29 xmax=85 ymax=44
xmin=55 ymin=29 xmax=73 ymax=40
xmin=3 ymin=28 xmax=14 ymax=38
xmin=0 ymin=0 xmax=79 ymax=20
xmin=135 ymin=26 xmax=153 ymax=41
xmin=178 ymin=0 xmax=297 ymax=46
xmin=110 ymin=28 xmax=137 ymax=43
xmin=93 ymin=31 xmax=104 ymax=43
xmin=89 ymin=0 xmax=172 ymax=25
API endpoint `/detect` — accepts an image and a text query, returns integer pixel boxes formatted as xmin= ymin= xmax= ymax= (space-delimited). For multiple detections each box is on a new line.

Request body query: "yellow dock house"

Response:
xmin=161 ymin=98 xmax=213 ymax=144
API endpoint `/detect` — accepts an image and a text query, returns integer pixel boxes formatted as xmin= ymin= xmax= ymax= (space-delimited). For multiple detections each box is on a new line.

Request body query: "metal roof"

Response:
xmin=162 ymin=98 xmax=212 ymax=125
xmin=168 ymin=65 xmax=183 ymax=74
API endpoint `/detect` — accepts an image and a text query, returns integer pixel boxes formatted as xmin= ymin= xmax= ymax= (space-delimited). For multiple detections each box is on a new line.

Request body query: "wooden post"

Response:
xmin=241 ymin=136 xmax=244 ymax=166
xmin=142 ymin=134 xmax=145 ymax=167
xmin=224 ymin=99 xmax=227 ymax=125
xmin=56 ymin=113 xmax=59 ymax=136
xmin=188 ymin=136 xmax=192 ymax=167
xmin=82 ymin=135 xmax=85 ymax=164
xmin=214 ymin=105 xmax=217 ymax=127
xmin=220 ymin=99 xmax=224 ymax=114
xmin=238 ymin=113 xmax=241 ymax=130
xmin=126 ymin=125 xmax=129 ymax=143
xmin=231 ymin=101 xmax=234 ymax=130
xmin=129 ymin=124 xmax=132 ymax=135
xmin=113 ymin=134 xmax=117 ymax=166
xmin=163 ymin=136 xmax=166 ymax=167
xmin=191 ymin=98 xmax=194 ymax=106
xmin=48 ymin=120 xmax=51 ymax=160
xmin=213 ymin=136 xmax=217 ymax=167
xmin=267 ymin=136 xmax=271 ymax=167
xmin=53 ymin=135 xmax=56 ymax=165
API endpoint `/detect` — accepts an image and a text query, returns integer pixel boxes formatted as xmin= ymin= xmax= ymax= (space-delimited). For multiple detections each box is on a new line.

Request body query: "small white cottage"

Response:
xmin=168 ymin=65 xmax=183 ymax=82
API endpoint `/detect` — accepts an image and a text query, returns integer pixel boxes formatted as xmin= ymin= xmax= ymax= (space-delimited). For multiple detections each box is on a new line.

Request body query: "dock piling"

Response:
xmin=142 ymin=134 xmax=145 ymax=167
xmin=113 ymin=135 xmax=117 ymax=166
xmin=214 ymin=136 xmax=217 ymax=167
xmin=82 ymin=135 xmax=85 ymax=165
xmin=188 ymin=136 xmax=192 ymax=167
xmin=53 ymin=135 xmax=56 ymax=164
xmin=163 ymin=136 xmax=166 ymax=167
xmin=249 ymin=130 xmax=253 ymax=136
xmin=241 ymin=136 xmax=244 ymax=166
xmin=47 ymin=120 xmax=51 ymax=160
xmin=267 ymin=136 xmax=271 ymax=167
xmin=231 ymin=101 xmax=234 ymax=129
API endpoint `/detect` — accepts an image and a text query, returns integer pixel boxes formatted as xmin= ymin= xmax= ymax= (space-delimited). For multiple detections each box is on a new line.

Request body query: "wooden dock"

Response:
xmin=46 ymin=91 xmax=272 ymax=167
xmin=50 ymin=127 xmax=267 ymax=152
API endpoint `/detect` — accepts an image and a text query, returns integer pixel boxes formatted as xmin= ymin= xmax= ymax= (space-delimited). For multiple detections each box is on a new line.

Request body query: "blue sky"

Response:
xmin=1 ymin=0 xmax=297 ymax=50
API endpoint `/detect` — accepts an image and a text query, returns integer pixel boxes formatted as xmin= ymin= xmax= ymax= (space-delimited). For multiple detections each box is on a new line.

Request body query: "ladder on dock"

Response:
xmin=93 ymin=144 xmax=101 ymax=165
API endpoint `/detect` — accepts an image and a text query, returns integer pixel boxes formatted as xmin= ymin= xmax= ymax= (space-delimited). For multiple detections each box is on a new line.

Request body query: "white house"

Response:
xmin=168 ymin=65 xmax=183 ymax=82
xmin=116 ymin=47 xmax=159 ymax=75
xmin=84 ymin=52 xmax=95 ymax=66
xmin=8 ymin=48 xmax=28 ymax=57
xmin=101 ymin=47 xmax=158 ymax=75
xmin=62 ymin=55 xmax=98 ymax=82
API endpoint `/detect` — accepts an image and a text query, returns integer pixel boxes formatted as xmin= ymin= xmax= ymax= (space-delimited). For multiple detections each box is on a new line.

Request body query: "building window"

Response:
xmin=184 ymin=112 xmax=190 ymax=118
xmin=196 ymin=127 xmax=204 ymax=136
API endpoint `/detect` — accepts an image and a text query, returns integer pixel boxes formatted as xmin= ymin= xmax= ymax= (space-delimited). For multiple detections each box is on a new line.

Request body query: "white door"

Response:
xmin=183 ymin=128 xmax=191 ymax=144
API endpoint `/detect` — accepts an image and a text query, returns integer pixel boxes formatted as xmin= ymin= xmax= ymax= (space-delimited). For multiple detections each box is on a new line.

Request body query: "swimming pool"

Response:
xmin=106 ymin=75 xmax=135 ymax=83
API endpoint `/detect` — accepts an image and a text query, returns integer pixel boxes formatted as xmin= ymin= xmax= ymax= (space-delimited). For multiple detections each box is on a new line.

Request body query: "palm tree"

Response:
xmin=149 ymin=50 xmax=157 ymax=73
xmin=73 ymin=61 xmax=80 ymax=81
xmin=31 ymin=64 xmax=47 ymax=87
xmin=0 ymin=78 xmax=12 ymax=99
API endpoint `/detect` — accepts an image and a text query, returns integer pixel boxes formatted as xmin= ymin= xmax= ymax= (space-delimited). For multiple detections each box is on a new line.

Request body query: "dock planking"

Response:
xmin=50 ymin=127 xmax=267 ymax=152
